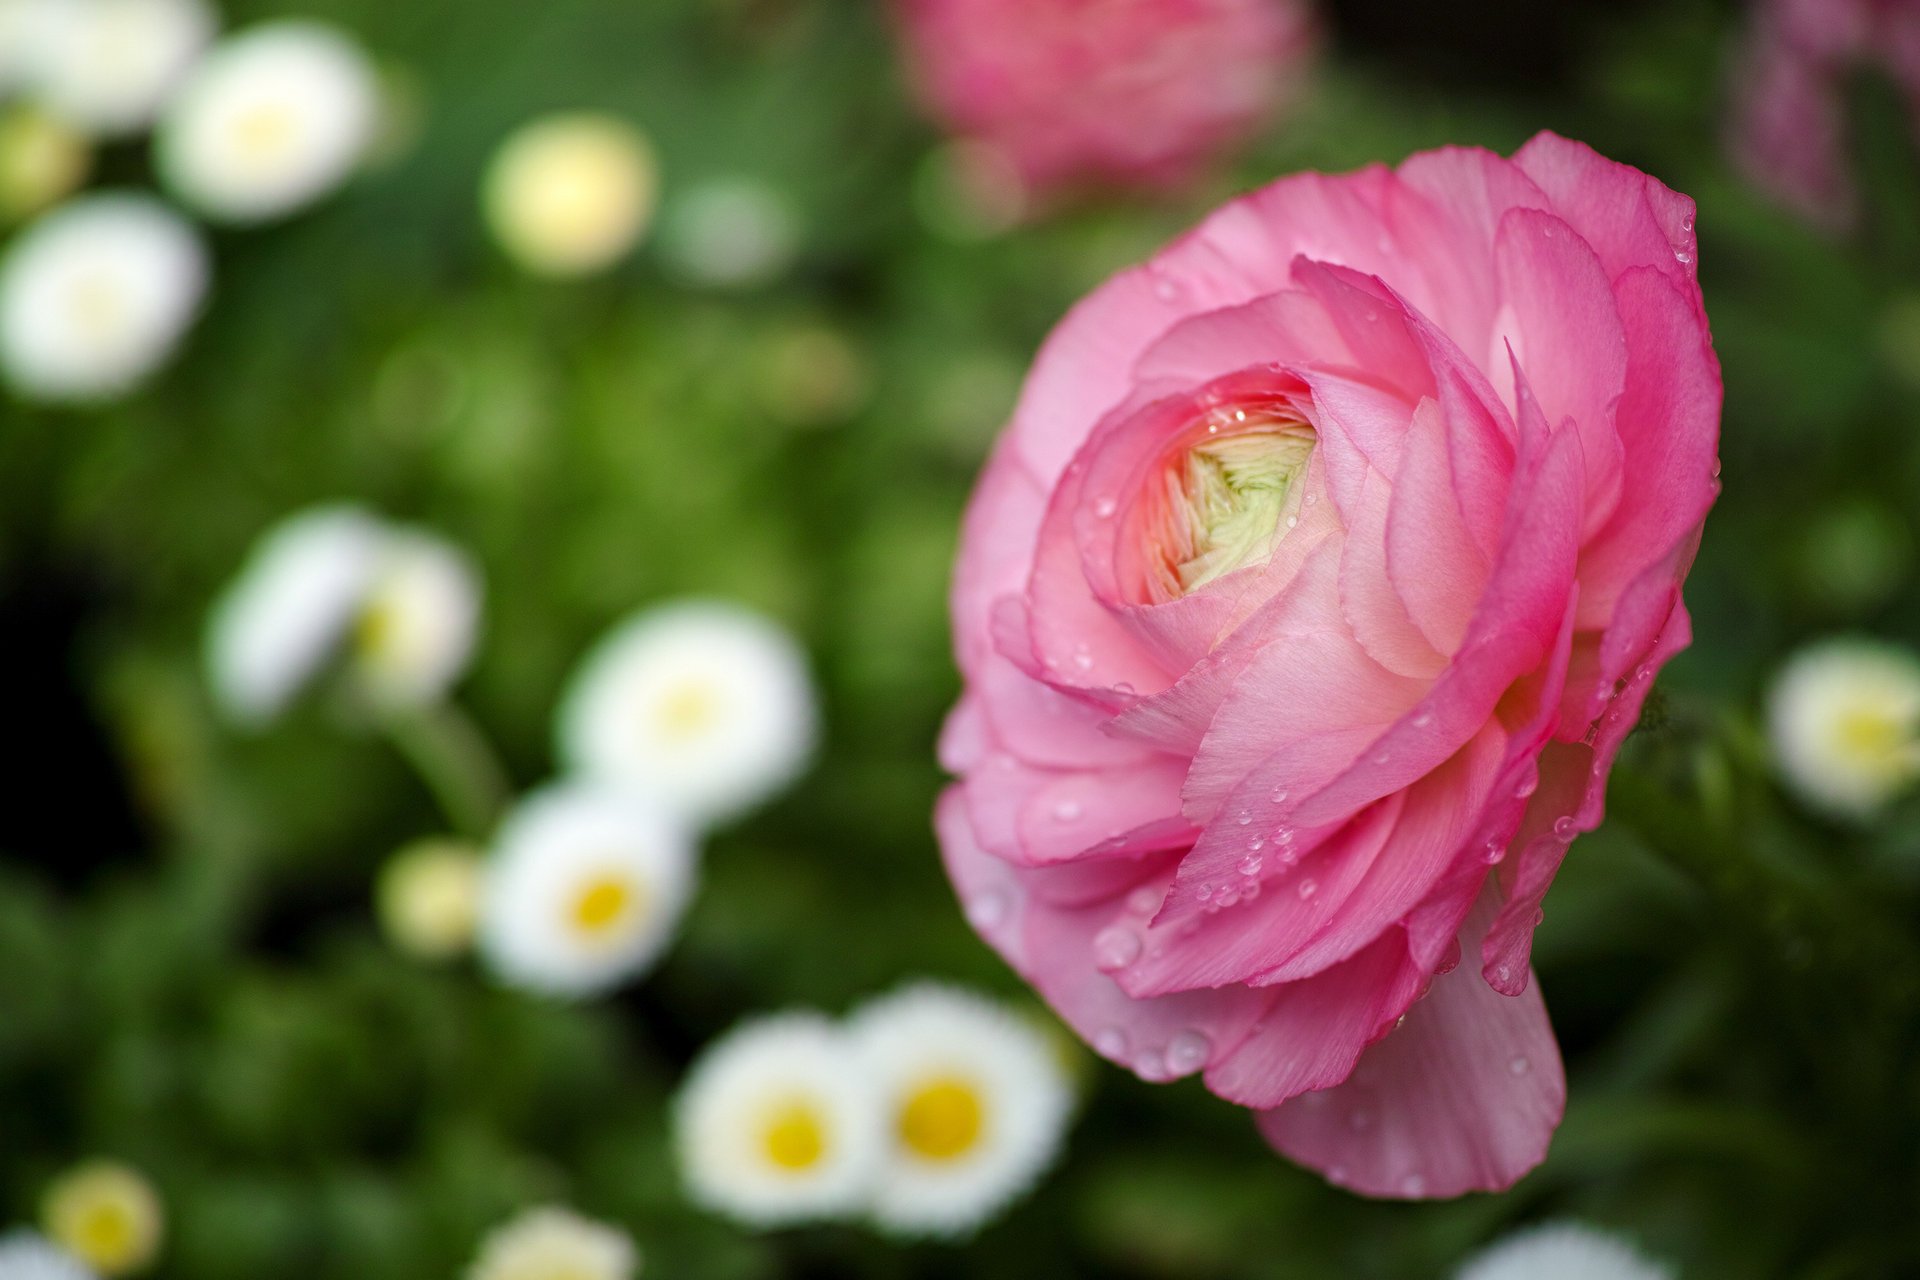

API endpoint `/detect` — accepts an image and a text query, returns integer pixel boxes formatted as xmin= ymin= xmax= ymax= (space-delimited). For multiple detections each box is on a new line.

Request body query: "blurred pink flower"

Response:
xmin=1729 ymin=0 xmax=1920 ymax=231
xmin=937 ymin=134 xmax=1720 ymax=1198
xmin=895 ymin=0 xmax=1317 ymax=207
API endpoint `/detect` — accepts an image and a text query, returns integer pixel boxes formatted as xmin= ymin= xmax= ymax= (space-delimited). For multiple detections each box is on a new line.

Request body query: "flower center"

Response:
xmin=1146 ymin=414 xmax=1315 ymax=599
xmin=896 ymin=1076 xmax=984 ymax=1161
xmin=568 ymin=872 xmax=642 ymax=937
xmin=760 ymin=1097 xmax=828 ymax=1171
xmin=654 ymin=680 xmax=720 ymax=743
xmin=1835 ymin=706 xmax=1917 ymax=777
xmin=231 ymin=101 xmax=300 ymax=169
xmin=74 ymin=1203 xmax=136 ymax=1265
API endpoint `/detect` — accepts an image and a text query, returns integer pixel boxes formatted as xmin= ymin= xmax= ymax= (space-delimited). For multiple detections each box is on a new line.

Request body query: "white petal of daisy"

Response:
xmin=0 ymin=193 xmax=208 ymax=403
xmin=1768 ymin=636 xmax=1920 ymax=818
xmin=483 ymin=113 xmax=658 ymax=278
xmin=40 ymin=1161 xmax=162 ymax=1278
xmin=659 ymin=178 xmax=800 ymax=290
xmin=465 ymin=1205 xmax=639 ymax=1280
xmin=1455 ymin=1222 xmax=1673 ymax=1280
xmin=848 ymin=982 xmax=1074 ymax=1238
xmin=377 ymin=837 xmax=483 ymax=961
xmin=0 ymin=1231 xmax=98 ymax=1280
xmin=155 ymin=20 xmax=377 ymax=224
xmin=674 ymin=1012 xmax=885 ymax=1228
xmin=556 ymin=600 xmax=818 ymax=829
xmin=0 ymin=0 xmax=53 ymax=100
xmin=25 ymin=0 xmax=214 ymax=137
xmin=348 ymin=527 xmax=482 ymax=709
xmin=205 ymin=505 xmax=387 ymax=726
xmin=478 ymin=783 xmax=696 ymax=999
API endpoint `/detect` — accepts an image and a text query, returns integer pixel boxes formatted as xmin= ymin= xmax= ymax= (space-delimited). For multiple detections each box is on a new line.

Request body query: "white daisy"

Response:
xmin=0 ymin=193 xmax=208 ymax=402
xmin=556 ymin=600 xmax=818 ymax=829
xmin=23 ymin=0 xmax=214 ymax=137
xmin=477 ymin=783 xmax=696 ymax=999
xmin=1456 ymin=1222 xmax=1673 ymax=1280
xmin=0 ymin=1231 xmax=97 ymax=1280
xmin=206 ymin=505 xmax=386 ymax=724
xmin=659 ymin=178 xmax=799 ymax=289
xmin=376 ymin=837 xmax=483 ymax=961
xmin=674 ymin=1012 xmax=885 ymax=1228
xmin=40 ymin=1161 xmax=162 ymax=1278
xmin=206 ymin=507 xmax=482 ymax=724
xmin=1768 ymin=636 xmax=1920 ymax=818
xmin=849 ymin=982 xmax=1074 ymax=1237
xmin=483 ymin=113 xmax=657 ymax=278
xmin=154 ymin=20 xmax=377 ymax=224
xmin=353 ymin=527 xmax=483 ymax=709
xmin=465 ymin=1206 xmax=639 ymax=1280
xmin=0 ymin=0 xmax=52 ymax=101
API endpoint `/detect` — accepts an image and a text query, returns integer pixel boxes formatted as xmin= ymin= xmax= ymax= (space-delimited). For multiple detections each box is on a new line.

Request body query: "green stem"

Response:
xmin=382 ymin=701 xmax=512 ymax=840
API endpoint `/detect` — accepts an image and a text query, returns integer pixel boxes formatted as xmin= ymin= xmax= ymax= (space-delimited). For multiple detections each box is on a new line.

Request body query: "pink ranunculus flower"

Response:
xmin=1729 ymin=0 xmax=1920 ymax=232
xmin=894 ymin=0 xmax=1317 ymax=205
xmin=936 ymin=133 xmax=1721 ymax=1198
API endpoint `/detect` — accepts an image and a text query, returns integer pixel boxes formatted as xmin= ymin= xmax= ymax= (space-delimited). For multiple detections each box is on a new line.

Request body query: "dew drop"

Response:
xmin=1348 ymin=1109 xmax=1373 ymax=1132
xmin=1239 ymin=853 xmax=1264 ymax=876
xmin=1508 ymin=1055 xmax=1531 ymax=1076
xmin=1681 ymin=213 xmax=1695 ymax=232
xmin=1093 ymin=924 xmax=1142 ymax=971
xmin=1094 ymin=496 xmax=1118 ymax=518
xmin=1542 ymin=224 xmax=1555 ymax=238
xmin=1412 ymin=710 xmax=1433 ymax=728
xmin=1482 ymin=840 xmax=1505 ymax=865
xmin=1514 ymin=775 xmax=1538 ymax=800
xmin=1495 ymin=963 xmax=1513 ymax=984
xmin=1197 ymin=882 xmax=1215 ymax=902
xmin=1551 ymin=816 xmax=1574 ymax=839
xmin=1269 ymin=787 xmax=1289 ymax=804
xmin=1153 ymin=276 xmax=1181 ymax=303
xmin=1674 ymin=249 xmax=1694 ymax=265
xmin=1233 ymin=408 xmax=1247 ymax=422
xmin=1236 ymin=811 xmax=1253 ymax=826
xmin=1166 ymin=1030 xmax=1212 ymax=1075
xmin=1054 ymin=800 xmax=1083 ymax=822
xmin=1095 ymin=1027 xmax=1129 ymax=1057
xmin=1127 ymin=885 xmax=1162 ymax=914
xmin=1374 ymin=750 xmax=1391 ymax=765
xmin=1072 ymin=649 xmax=1094 ymax=672
xmin=1401 ymin=1173 xmax=1428 ymax=1196
xmin=964 ymin=889 xmax=1010 ymax=930
xmin=1297 ymin=877 xmax=1319 ymax=900
xmin=1113 ymin=681 xmax=1135 ymax=696
xmin=1214 ymin=887 xmax=1240 ymax=908
xmin=1134 ymin=1049 xmax=1167 ymax=1080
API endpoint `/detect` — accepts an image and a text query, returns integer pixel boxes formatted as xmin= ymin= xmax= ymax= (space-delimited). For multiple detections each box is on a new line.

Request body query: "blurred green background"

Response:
xmin=4 ymin=0 xmax=1920 ymax=1275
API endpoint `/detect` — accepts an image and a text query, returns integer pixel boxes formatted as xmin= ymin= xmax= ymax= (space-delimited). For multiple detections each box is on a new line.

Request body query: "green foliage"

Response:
xmin=4 ymin=0 xmax=1920 ymax=1276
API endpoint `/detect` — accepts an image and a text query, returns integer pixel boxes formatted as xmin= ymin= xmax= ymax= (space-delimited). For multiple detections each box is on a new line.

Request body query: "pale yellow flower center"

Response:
xmin=760 ymin=1097 xmax=828 ymax=1171
xmin=230 ymin=101 xmax=299 ymax=169
xmin=568 ymin=872 xmax=642 ymax=937
xmin=654 ymin=680 xmax=720 ymax=743
xmin=897 ymin=1076 xmax=985 ymax=1162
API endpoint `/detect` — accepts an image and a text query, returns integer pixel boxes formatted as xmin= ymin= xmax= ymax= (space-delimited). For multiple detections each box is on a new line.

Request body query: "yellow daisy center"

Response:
xmin=231 ymin=101 xmax=299 ymax=168
xmin=760 ymin=1098 xmax=828 ymax=1171
xmin=568 ymin=872 xmax=642 ymax=938
xmin=73 ymin=1202 xmax=137 ymax=1267
xmin=897 ymin=1076 xmax=985 ymax=1162
xmin=1836 ymin=705 xmax=1907 ymax=768
xmin=654 ymin=680 xmax=720 ymax=743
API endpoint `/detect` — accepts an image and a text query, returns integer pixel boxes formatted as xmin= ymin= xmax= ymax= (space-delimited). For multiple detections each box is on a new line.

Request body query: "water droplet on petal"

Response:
xmin=1482 ymin=840 xmax=1505 ymax=865
xmin=1495 ymin=963 xmax=1513 ymax=984
xmin=1214 ymin=887 xmax=1240 ymax=908
xmin=1197 ymin=882 xmax=1215 ymax=902
xmin=1134 ymin=1048 xmax=1167 ymax=1080
xmin=965 ymin=889 xmax=1010 ymax=930
xmin=1054 ymin=800 xmax=1083 ymax=822
xmin=1095 ymin=1028 xmax=1129 ymax=1057
xmin=1508 ymin=1055 xmax=1531 ymax=1076
xmin=1269 ymin=787 xmax=1289 ymax=804
xmin=1127 ymin=885 xmax=1162 ymax=915
xmin=1236 ymin=811 xmax=1253 ymax=826
xmin=1412 ymin=710 xmax=1433 ymax=728
xmin=1401 ymin=1173 xmax=1428 ymax=1196
xmin=1166 ymin=1030 xmax=1212 ymax=1075
xmin=1093 ymin=924 xmax=1142 ymax=971
xmin=1094 ymin=496 xmax=1117 ymax=518
xmin=1297 ymin=877 xmax=1319 ymax=899
xmin=1552 ymin=816 xmax=1574 ymax=839
xmin=1153 ymin=276 xmax=1181 ymax=303
xmin=1239 ymin=853 xmax=1264 ymax=876
xmin=1514 ymin=775 xmax=1538 ymax=800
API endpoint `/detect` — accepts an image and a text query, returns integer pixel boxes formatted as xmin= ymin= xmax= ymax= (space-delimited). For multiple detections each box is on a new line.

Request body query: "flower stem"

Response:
xmin=382 ymin=701 xmax=512 ymax=840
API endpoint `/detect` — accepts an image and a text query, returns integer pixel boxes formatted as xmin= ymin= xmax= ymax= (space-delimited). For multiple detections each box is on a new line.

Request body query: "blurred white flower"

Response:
xmin=207 ymin=506 xmax=482 ymax=724
xmin=353 ymin=528 xmax=482 ymax=708
xmin=1768 ymin=636 xmax=1920 ymax=818
xmin=483 ymin=113 xmax=657 ymax=278
xmin=40 ymin=1162 xmax=162 ymax=1278
xmin=465 ymin=1206 xmax=639 ymax=1280
xmin=0 ymin=1231 xmax=97 ymax=1280
xmin=1456 ymin=1222 xmax=1673 ymax=1280
xmin=0 ymin=193 xmax=208 ymax=402
xmin=660 ymin=178 xmax=799 ymax=289
xmin=24 ymin=0 xmax=214 ymax=137
xmin=557 ymin=600 xmax=817 ymax=829
xmin=377 ymin=837 xmax=484 ymax=961
xmin=155 ymin=20 xmax=377 ymax=224
xmin=675 ymin=1012 xmax=884 ymax=1228
xmin=0 ymin=0 xmax=51 ymax=101
xmin=849 ymin=982 xmax=1073 ymax=1237
xmin=477 ymin=783 xmax=696 ymax=999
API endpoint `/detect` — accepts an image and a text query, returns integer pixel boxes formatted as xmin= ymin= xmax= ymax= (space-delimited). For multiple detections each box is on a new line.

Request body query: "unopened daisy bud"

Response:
xmin=484 ymin=114 xmax=657 ymax=278
xmin=352 ymin=527 xmax=482 ymax=709
xmin=206 ymin=505 xmax=386 ymax=725
xmin=659 ymin=177 xmax=799 ymax=289
xmin=26 ymin=0 xmax=214 ymax=138
xmin=1456 ymin=1222 xmax=1672 ymax=1280
xmin=0 ymin=106 xmax=91 ymax=222
xmin=0 ymin=193 xmax=209 ymax=403
xmin=1768 ymin=636 xmax=1920 ymax=818
xmin=40 ymin=1161 xmax=161 ymax=1277
xmin=556 ymin=600 xmax=817 ymax=829
xmin=849 ymin=982 xmax=1073 ymax=1237
xmin=675 ymin=1012 xmax=885 ymax=1228
xmin=465 ymin=1206 xmax=639 ymax=1280
xmin=0 ymin=1231 xmax=96 ymax=1280
xmin=155 ymin=21 xmax=378 ymax=224
xmin=478 ymin=783 xmax=696 ymax=999
xmin=377 ymin=838 xmax=483 ymax=961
